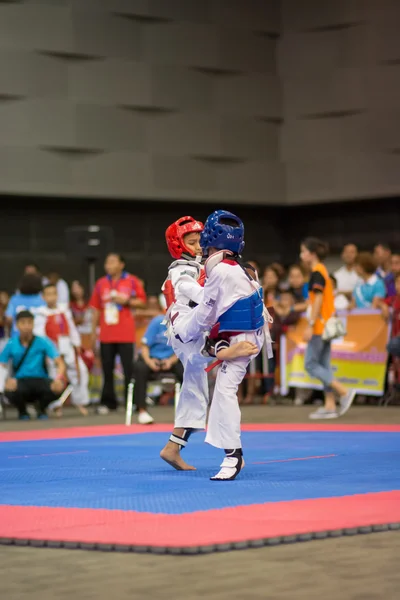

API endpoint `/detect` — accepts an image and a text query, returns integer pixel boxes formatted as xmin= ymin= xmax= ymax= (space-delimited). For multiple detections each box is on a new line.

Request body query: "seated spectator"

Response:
xmin=0 ymin=310 xmax=66 ymax=420
xmin=334 ymin=244 xmax=362 ymax=300
xmin=133 ymin=308 xmax=183 ymax=424
xmin=70 ymin=280 xmax=92 ymax=335
xmin=261 ymin=288 xmax=300 ymax=403
xmin=47 ymin=271 xmax=69 ymax=306
xmin=352 ymin=252 xmax=386 ymax=309
xmin=288 ymin=264 xmax=309 ymax=312
xmin=330 ymin=275 xmax=349 ymax=311
xmin=262 ymin=265 xmax=281 ymax=306
xmin=0 ymin=291 xmax=10 ymax=350
xmin=5 ymin=274 xmax=46 ymax=336
xmin=382 ymin=273 xmax=400 ymax=358
xmin=384 ymin=252 xmax=400 ymax=299
xmin=374 ymin=243 xmax=392 ymax=279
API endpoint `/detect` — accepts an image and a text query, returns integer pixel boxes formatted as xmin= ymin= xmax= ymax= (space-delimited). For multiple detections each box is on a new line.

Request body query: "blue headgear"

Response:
xmin=200 ymin=210 xmax=245 ymax=255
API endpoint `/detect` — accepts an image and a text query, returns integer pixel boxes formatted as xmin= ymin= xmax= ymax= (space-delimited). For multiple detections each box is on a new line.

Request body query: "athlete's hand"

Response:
xmin=229 ymin=341 xmax=259 ymax=358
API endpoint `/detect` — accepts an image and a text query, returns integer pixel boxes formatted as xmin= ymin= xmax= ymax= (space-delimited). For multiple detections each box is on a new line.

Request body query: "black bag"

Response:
xmin=13 ymin=336 xmax=36 ymax=376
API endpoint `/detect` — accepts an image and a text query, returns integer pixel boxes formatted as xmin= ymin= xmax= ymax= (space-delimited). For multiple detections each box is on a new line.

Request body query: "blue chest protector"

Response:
xmin=218 ymin=288 xmax=265 ymax=333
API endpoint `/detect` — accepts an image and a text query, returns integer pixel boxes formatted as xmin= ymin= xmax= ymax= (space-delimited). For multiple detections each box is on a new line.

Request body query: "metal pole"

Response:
xmin=125 ymin=379 xmax=135 ymax=426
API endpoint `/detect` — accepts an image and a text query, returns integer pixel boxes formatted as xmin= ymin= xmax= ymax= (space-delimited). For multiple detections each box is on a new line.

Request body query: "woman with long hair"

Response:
xmin=300 ymin=237 xmax=356 ymax=419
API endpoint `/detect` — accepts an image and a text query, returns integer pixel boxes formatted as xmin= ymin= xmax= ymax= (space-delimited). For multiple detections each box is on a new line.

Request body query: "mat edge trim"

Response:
xmin=1 ymin=523 xmax=398 ymax=555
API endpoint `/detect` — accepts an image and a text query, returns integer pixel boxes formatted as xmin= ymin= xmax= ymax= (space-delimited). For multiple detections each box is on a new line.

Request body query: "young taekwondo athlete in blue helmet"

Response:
xmin=172 ymin=210 xmax=272 ymax=481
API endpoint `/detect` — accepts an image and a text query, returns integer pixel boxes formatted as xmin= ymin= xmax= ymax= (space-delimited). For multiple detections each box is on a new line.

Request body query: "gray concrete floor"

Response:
xmin=1 ymin=405 xmax=399 ymax=600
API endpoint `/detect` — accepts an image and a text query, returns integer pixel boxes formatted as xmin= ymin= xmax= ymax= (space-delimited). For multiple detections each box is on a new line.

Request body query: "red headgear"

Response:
xmin=165 ymin=216 xmax=204 ymax=259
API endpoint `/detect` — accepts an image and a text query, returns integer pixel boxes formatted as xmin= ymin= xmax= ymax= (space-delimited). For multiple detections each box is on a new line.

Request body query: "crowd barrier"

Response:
xmin=280 ymin=310 xmax=390 ymax=397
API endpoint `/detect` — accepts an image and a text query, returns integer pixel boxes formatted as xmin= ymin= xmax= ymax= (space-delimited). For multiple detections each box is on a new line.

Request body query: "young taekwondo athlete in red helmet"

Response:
xmin=159 ymin=217 xmax=257 ymax=471
xmin=171 ymin=210 xmax=273 ymax=481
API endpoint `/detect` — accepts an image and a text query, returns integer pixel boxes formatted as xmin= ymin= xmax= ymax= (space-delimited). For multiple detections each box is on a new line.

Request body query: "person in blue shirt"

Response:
xmin=0 ymin=310 xmax=66 ymax=420
xmin=5 ymin=273 xmax=46 ymax=337
xmin=133 ymin=308 xmax=183 ymax=425
xmin=352 ymin=252 xmax=386 ymax=309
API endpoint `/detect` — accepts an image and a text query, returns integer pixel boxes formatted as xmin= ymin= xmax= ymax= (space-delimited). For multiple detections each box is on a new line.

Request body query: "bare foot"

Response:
xmin=77 ymin=405 xmax=89 ymax=416
xmin=160 ymin=442 xmax=196 ymax=471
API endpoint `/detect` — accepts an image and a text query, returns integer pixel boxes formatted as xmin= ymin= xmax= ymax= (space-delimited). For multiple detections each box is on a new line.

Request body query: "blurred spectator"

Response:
xmin=0 ymin=291 xmax=10 ymax=344
xmin=23 ymin=263 xmax=48 ymax=288
xmin=384 ymin=252 xmax=400 ymax=299
xmin=35 ymin=284 xmax=90 ymax=416
xmin=374 ymin=243 xmax=392 ymax=279
xmin=47 ymin=271 xmax=69 ymax=306
xmin=5 ymin=274 xmax=46 ymax=337
xmin=133 ymin=302 xmax=183 ymax=424
xmin=382 ymin=273 xmax=400 ymax=358
xmin=288 ymin=264 xmax=309 ymax=312
xmin=353 ymin=252 xmax=386 ymax=309
xmin=334 ymin=244 xmax=361 ymax=299
xmin=262 ymin=265 xmax=281 ymax=306
xmin=270 ymin=262 xmax=286 ymax=284
xmin=330 ymin=275 xmax=349 ymax=311
xmin=89 ymin=253 xmax=147 ymax=414
xmin=70 ymin=280 xmax=92 ymax=335
xmin=0 ymin=310 xmax=66 ymax=420
xmin=262 ymin=288 xmax=301 ymax=403
xmin=300 ymin=237 xmax=354 ymax=419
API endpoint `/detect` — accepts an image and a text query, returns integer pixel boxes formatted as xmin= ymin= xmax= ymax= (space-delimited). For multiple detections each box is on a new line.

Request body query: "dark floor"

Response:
xmin=1 ymin=404 xmax=399 ymax=600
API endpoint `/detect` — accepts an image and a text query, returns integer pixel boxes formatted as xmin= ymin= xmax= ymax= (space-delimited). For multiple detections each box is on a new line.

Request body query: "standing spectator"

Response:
xmin=133 ymin=306 xmax=183 ymax=424
xmin=89 ymin=253 xmax=147 ymax=414
xmin=0 ymin=310 xmax=66 ymax=420
xmin=5 ymin=274 xmax=46 ymax=337
xmin=384 ymin=252 xmax=400 ymax=299
xmin=334 ymin=244 xmax=362 ymax=299
xmin=300 ymin=238 xmax=355 ymax=419
xmin=47 ymin=271 xmax=69 ymax=306
xmin=374 ymin=243 xmax=392 ymax=279
xmin=352 ymin=252 xmax=386 ymax=309
xmin=35 ymin=284 xmax=90 ymax=415
xmin=70 ymin=280 xmax=92 ymax=335
xmin=382 ymin=273 xmax=400 ymax=358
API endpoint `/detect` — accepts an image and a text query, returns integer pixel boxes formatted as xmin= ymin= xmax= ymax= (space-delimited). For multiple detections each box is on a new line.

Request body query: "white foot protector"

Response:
xmin=210 ymin=456 xmax=245 ymax=481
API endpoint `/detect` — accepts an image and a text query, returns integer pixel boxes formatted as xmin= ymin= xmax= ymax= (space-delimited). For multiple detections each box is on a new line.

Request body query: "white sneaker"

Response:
xmin=339 ymin=389 xmax=357 ymax=416
xmin=309 ymin=407 xmax=338 ymax=420
xmin=96 ymin=405 xmax=110 ymax=415
xmin=138 ymin=410 xmax=154 ymax=425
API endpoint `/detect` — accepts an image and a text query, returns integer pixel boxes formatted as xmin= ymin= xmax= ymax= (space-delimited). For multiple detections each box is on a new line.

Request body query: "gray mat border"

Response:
xmin=1 ymin=523 xmax=399 ymax=554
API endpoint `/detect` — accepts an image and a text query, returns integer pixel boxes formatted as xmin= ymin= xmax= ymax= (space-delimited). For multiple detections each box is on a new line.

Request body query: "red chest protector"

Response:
xmin=163 ymin=267 xmax=206 ymax=309
xmin=45 ymin=313 xmax=70 ymax=344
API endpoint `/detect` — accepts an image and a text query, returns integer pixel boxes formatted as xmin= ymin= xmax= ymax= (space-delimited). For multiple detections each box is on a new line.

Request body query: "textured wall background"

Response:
xmin=280 ymin=0 xmax=400 ymax=203
xmin=0 ymin=0 xmax=283 ymax=205
xmin=1 ymin=0 xmax=399 ymax=205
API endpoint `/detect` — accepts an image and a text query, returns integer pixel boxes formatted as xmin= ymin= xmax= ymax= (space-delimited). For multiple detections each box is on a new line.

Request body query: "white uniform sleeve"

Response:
xmin=169 ymin=263 xmax=204 ymax=304
xmin=181 ymin=265 xmax=227 ymax=340
xmin=66 ymin=309 xmax=81 ymax=347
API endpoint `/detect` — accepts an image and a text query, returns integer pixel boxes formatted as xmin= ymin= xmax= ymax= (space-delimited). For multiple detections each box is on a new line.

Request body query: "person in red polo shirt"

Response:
xmin=90 ymin=253 xmax=147 ymax=414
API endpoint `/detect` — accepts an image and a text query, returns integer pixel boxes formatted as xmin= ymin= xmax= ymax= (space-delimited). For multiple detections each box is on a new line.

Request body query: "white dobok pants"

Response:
xmin=206 ymin=329 xmax=264 ymax=450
